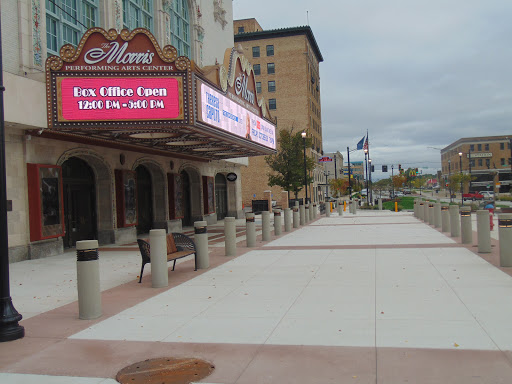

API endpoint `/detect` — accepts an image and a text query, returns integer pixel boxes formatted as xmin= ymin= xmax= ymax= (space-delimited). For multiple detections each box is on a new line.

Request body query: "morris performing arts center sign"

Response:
xmin=43 ymin=27 xmax=276 ymax=161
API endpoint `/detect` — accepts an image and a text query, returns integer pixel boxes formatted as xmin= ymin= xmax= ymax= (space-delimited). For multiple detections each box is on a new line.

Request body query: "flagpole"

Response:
xmin=366 ymin=130 xmax=372 ymax=205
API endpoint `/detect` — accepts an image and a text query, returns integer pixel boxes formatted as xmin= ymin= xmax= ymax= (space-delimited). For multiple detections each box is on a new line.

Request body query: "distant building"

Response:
xmin=234 ymin=18 xmax=324 ymax=204
xmin=441 ymin=135 xmax=512 ymax=194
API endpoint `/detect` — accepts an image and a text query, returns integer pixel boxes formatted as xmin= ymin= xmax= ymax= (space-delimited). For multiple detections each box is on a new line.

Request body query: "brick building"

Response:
xmin=233 ymin=19 xmax=324 ymax=206
xmin=441 ymin=135 xmax=512 ymax=194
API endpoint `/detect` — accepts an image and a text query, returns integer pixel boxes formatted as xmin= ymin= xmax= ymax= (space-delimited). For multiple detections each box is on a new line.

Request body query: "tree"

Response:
xmin=449 ymin=173 xmax=475 ymax=194
xmin=330 ymin=178 xmax=349 ymax=197
xmin=412 ymin=176 xmax=427 ymax=193
xmin=265 ymin=129 xmax=316 ymax=199
xmin=392 ymin=174 xmax=407 ymax=190
xmin=373 ymin=178 xmax=391 ymax=196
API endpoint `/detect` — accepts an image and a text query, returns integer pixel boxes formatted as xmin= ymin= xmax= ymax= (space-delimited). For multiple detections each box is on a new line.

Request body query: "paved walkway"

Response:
xmin=2 ymin=209 xmax=512 ymax=383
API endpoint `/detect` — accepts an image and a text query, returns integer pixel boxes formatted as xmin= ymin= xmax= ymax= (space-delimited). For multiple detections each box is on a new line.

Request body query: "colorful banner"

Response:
xmin=199 ymin=82 xmax=276 ymax=150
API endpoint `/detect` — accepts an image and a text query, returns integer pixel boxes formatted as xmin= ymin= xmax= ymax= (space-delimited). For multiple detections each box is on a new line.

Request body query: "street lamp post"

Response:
xmin=391 ymin=165 xmax=394 ymax=198
xmin=459 ymin=152 xmax=463 ymax=206
xmin=301 ymin=132 xmax=308 ymax=204
xmin=0 ymin=17 xmax=25 ymax=342
xmin=368 ymin=158 xmax=372 ymax=205
xmin=448 ymin=160 xmax=452 ymax=202
xmin=324 ymin=171 xmax=330 ymax=200
xmin=364 ymin=148 xmax=368 ymax=202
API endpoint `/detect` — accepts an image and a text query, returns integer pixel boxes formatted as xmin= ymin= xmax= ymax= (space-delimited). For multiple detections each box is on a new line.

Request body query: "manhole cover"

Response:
xmin=116 ymin=357 xmax=215 ymax=384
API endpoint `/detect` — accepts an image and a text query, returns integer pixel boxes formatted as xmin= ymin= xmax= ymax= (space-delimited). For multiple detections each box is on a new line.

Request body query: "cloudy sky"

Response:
xmin=233 ymin=0 xmax=512 ymax=178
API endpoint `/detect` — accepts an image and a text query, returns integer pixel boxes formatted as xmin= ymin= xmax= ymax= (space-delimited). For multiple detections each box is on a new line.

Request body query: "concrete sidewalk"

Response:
xmin=2 ymin=210 xmax=512 ymax=383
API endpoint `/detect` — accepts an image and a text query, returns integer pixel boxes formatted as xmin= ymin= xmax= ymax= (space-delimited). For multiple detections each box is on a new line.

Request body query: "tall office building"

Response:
xmin=234 ymin=19 xmax=324 ymax=206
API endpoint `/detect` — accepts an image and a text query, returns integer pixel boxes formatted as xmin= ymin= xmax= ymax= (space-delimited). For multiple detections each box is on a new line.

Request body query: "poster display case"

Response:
xmin=115 ymin=170 xmax=138 ymax=227
xmin=202 ymin=176 xmax=215 ymax=214
xmin=27 ymin=163 xmax=65 ymax=241
xmin=168 ymin=173 xmax=184 ymax=220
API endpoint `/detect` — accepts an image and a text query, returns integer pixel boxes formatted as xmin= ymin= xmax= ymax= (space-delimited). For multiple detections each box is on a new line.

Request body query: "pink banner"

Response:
xmin=59 ymin=77 xmax=180 ymax=121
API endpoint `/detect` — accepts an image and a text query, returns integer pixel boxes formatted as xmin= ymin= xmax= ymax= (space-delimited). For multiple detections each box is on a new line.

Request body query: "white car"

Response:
xmin=480 ymin=191 xmax=494 ymax=198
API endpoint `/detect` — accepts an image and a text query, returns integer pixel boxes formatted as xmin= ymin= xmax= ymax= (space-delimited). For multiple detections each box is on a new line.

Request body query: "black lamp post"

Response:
xmin=364 ymin=147 xmax=368 ymax=201
xmin=301 ymin=132 xmax=308 ymax=204
xmin=0 ymin=17 xmax=24 ymax=342
xmin=459 ymin=152 xmax=463 ymax=206
xmin=368 ymin=158 xmax=372 ymax=205
xmin=448 ymin=159 xmax=452 ymax=202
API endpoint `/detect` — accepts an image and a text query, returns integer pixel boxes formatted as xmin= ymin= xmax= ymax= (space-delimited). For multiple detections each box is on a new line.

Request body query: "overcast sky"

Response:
xmin=233 ymin=0 xmax=512 ymax=179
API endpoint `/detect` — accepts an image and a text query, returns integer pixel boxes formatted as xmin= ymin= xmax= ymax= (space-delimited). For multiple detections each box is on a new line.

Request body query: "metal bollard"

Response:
xmin=274 ymin=209 xmax=282 ymax=236
xmin=312 ymin=203 xmax=317 ymax=219
xmin=309 ymin=204 xmax=314 ymax=221
xmin=300 ymin=204 xmax=306 ymax=225
xmin=434 ymin=203 xmax=442 ymax=228
xmin=499 ymin=214 xmax=512 ymax=267
xmin=224 ymin=217 xmax=236 ymax=256
xmin=76 ymin=240 xmax=101 ymax=320
xmin=246 ymin=213 xmax=256 ymax=247
xmin=423 ymin=203 xmax=429 ymax=223
xmin=149 ymin=229 xmax=168 ymax=288
xmin=337 ymin=201 xmax=343 ymax=216
xmin=428 ymin=203 xmax=435 ymax=225
xmin=418 ymin=202 xmax=424 ymax=220
xmin=378 ymin=198 xmax=383 ymax=211
xmin=284 ymin=208 xmax=292 ymax=232
xmin=449 ymin=205 xmax=460 ymax=237
xmin=441 ymin=204 xmax=450 ymax=232
xmin=460 ymin=207 xmax=472 ymax=244
xmin=476 ymin=210 xmax=491 ymax=253
xmin=326 ymin=202 xmax=331 ymax=217
xmin=194 ymin=221 xmax=209 ymax=269
xmin=304 ymin=204 xmax=310 ymax=223
xmin=262 ymin=211 xmax=271 ymax=241
xmin=293 ymin=206 xmax=300 ymax=228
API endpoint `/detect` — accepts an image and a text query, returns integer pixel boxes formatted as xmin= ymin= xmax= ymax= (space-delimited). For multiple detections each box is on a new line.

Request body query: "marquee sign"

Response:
xmin=46 ymin=28 xmax=191 ymax=130
xmin=195 ymin=49 xmax=276 ymax=150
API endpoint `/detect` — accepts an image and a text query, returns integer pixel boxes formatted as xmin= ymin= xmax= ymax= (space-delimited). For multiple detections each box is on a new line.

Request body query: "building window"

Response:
xmin=252 ymin=46 xmax=260 ymax=58
xmin=502 ymin=158 xmax=506 ymax=166
xmin=486 ymin=159 xmax=490 ymax=168
xmin=123 ymin=0 xmax=153 ymax=31
xmin=168 ymin=0 xmax=190 ymax=57
xmin=470 ymin=144 xmax=474 ymax=151
xmin=478 ymin=144 xmax=482 ymax=151
xmin=46 ymin=0 xmax=99 ymax=56
xmin=268 ymin=80 xmax=276 ymax=92
xmin=253 ymin=64 xmax=260 ymax=75
xmin=268 ymin=98 xmax=276 ymax=110
xmin=470 ymin=159 xmax=475 ymax=167
xmin=266 ymin=45 xmax=274 ymax=56
xmin=501 ymin=143 xmax=505 ymax=150
xmin=267 ymin=63 xmax=275 ymax=74
xmin=509 ymin=142 xmax=511 ymax=149
xmin=485 ymin=143 xmax=489 ymax=151
xmin=238 ymin=26 xmax=244 ymax=33
xmin=478 ymin=159 xmax=483 ymax=166
xmin=256 ymin=82 xmax=261 ymax=93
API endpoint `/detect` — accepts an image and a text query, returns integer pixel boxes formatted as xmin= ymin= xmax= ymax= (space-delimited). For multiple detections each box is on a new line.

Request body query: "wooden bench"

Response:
xmin=137 ymin=232 xmax=196 ymax=283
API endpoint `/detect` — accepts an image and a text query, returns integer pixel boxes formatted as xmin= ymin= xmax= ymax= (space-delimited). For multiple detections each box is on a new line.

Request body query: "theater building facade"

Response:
xmin=2 ymin=2 xmax=275 ymax=262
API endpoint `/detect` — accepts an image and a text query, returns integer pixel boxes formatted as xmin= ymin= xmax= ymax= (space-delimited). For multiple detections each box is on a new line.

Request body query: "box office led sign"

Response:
xmin=198 ymin=81 xmax=276 ymax=150
xmin=46 ymin=28 xmax=191 ymax=129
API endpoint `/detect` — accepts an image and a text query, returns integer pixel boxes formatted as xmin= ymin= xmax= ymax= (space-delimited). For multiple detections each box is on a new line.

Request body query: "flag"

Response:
xmin=363 ymin=136 xmax=369 ymax=151
xmin=356 ymin=136 xmax=365 ymax=150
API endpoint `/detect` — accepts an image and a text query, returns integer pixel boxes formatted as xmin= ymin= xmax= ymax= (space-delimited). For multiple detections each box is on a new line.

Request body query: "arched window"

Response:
xmin=46 ymin=0 xmax=99 ymax=56
xmin=123 ymin=0 xmax=153 ymax=31
xmin=170 ymin=0 xmax=191 ymax=58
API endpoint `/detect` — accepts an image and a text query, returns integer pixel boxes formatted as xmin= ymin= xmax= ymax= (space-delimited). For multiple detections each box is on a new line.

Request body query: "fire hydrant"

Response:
xmin=485 ymin=205 xmax=495 ymax=231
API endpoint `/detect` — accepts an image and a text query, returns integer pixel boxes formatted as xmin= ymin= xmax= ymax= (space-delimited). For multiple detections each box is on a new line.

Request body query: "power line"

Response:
xmin=48 ymin=0 xmax=88 ymax=30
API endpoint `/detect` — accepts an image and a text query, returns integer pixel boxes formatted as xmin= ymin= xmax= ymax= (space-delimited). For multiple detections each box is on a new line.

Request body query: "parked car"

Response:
xmin=462 ymin=192 xmax=484 ymax=201
xmin=479 ymin=191 xmax=495 ymax=199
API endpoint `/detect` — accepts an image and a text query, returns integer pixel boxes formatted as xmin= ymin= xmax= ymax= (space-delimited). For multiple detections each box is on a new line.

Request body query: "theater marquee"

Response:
xmin=46 ymin=27 xmax=191 ymax=130
xmin=43 ymin=28 xmax=275 ymax=160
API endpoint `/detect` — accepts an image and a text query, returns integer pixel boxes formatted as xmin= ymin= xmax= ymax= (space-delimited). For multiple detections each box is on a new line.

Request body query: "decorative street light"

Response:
xmin=459 ymin=152 xmax=463 ymax=206
xmin=364 ymin=147 xmax=368 ymax=202
xmin=0 ymin=17 xmax=24 ymax=342
xmin=301 ymin=131 xmax=308 ymax=204
xmin=368 ymin=158 xmax=372 ymax=205
xmin=448 ymin=159 xmax=452 ymax=203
